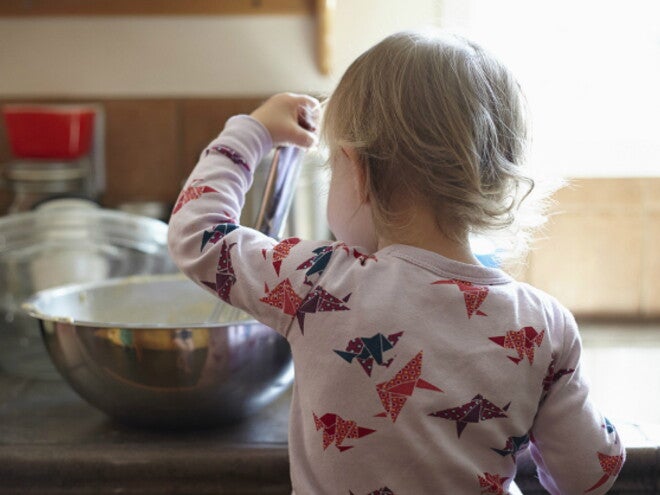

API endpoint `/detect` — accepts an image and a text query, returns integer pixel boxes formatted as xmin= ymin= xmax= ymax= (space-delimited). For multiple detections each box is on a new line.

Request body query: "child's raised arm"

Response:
xmin=167 ymin=94 xmax=348 ymax=339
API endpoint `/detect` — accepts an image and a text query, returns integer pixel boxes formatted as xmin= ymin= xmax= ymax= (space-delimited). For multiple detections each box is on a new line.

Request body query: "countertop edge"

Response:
xmin=0 ymin=442 xmax=290 ymax=482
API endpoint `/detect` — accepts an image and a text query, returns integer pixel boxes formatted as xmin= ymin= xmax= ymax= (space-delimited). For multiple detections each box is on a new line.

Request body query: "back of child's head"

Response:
xmin=323 ymin=29 xmax=537 ymax=247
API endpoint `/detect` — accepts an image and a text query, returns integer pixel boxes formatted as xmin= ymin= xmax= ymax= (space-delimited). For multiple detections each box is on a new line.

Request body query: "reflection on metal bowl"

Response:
xmin=23 ymin=274 xmax=293 ymax=428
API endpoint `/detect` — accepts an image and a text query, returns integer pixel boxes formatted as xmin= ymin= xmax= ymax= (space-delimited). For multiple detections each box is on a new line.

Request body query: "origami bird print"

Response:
xmin=351 ymin=247 xmax=378 ymax=266
xmin=491 ymin=434 xmax=530 ymax=462
xmin=208 ymin=144 xmax=251 ymax=173
xmin=335 ymin=331 xmax=404 ymax=376
xmin=431 ymin=279 xmax=489 ymax=318
xmin=296 ymin=286 xmax=351 ymax=334
xmin=478 ymin=473 xmax=509 ymax=495
xmin=262 ymin=238 xmax=301 ymax=276
xmin=602 ymin=417 xmax=618 ymax=437
xmin=172 ymin=179 xmax=218 ymax=215
xmin=313 ymin=412 xmax=375 ymax=452
xmin=201 ymin=223 xmax=239 ymax=251
xmin=297 ymin=245 xmax=337 ymax=285
xmin=349 ymin=488 xmax=395 ymax=495
xmin=297 ymin=244 xmax=377 ymax=286
xmin=201 ymin=241 xmax=236 ymax=303
xmin=584 ymin=452 xmax=624 ymax=493
xmin=489 ymin=326 xmax=545 ymax=365
xmin=375 ymin=351 xmax=443 ymax=422
xmin=259 ymin=278 xmax=302 ymax=316
xmin=429 ymin=394 xmax=510 ymax=437
xmin=603 ymin=418 xmax=615 ymax=435
xmin=540 ymin=356 xmax=575 ymax=400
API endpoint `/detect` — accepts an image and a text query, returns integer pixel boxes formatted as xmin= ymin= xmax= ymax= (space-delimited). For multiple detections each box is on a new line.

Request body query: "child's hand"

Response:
xmin=250 ymin=93 xmax=320 ymax=148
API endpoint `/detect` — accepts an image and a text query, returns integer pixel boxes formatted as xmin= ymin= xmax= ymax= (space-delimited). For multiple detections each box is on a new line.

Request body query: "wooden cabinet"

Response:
xmin=0 ymin=0 xmax=336 ymax=75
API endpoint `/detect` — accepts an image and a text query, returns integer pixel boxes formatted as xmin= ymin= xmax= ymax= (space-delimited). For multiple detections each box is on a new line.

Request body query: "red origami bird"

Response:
xmin=172 ymin=179 xmax=218 ymax=215
xmin=313 ymin=412 xmax=375 ymax=452
xmin=478 ymin=472 xmax=509 ymax=495
xmin=584 ymin=452 xmax=624 ymax=493
xmin=489 ymin=326 xmax=545 ymax=365
xmin=432 ymin=279 xmax=489 ymax=318
xmin=262 ymin=238 xmax=301 ymax=276
xmin=350 ymin=247 xmax=378 ymax=265
xmin=374 ymin=351 xmax=443 ymax=422
xmin=259 ymin=278 xmax=302 ymax=316
xmin=429 ymin=394 xmax=510 ymax=437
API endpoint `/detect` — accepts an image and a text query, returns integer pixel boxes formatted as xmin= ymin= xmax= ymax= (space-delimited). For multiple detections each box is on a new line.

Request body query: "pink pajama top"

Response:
xmin=167 ymin=115 xmax=625 ymax=495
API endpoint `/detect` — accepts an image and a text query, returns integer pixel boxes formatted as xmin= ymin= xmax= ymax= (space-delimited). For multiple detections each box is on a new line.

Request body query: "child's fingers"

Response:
xmin=298 ymin=128 xmax=318 ymax=148
xmin=251 ymin=93 xmax=320 ymax=147
xmin=289 ymin=95 xmax=320 ymax=147
xmin=291 ymin=93 xmax=321 ymax=112
xmin=298 ymin=105 xmax=320 ymax=133
xmin=292 ymin=94 xmax=321 ymax=132
xmin=286 ymin=121 xmax=317 ymax=148
xmin=298 ymin=110 xmax=315 ymax=132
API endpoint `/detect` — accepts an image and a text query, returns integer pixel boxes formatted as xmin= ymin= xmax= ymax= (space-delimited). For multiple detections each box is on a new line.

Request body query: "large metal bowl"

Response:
xmin=22 ymin=274 xmax=293 ymax=428
xmin=0 ymin=203 xmax=177 ymax=378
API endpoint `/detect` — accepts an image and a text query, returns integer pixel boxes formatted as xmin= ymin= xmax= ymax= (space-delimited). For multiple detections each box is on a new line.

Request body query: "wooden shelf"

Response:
xmin=0 ymin=0 xmax=312 ymax=16
xmin=0 ymin=0 xmax=334 ymax=74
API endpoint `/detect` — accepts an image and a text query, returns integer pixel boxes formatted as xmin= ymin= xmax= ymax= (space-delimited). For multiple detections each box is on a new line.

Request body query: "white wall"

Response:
xmin=0 ymin=0 xmax=440 ymax=97
xmin=1 ymin=0 xmax=657 ymax=176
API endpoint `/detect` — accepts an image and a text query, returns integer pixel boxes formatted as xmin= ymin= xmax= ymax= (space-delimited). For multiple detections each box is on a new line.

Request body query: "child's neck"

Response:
xmin=377 ymin=206 xmax=481 ymax=266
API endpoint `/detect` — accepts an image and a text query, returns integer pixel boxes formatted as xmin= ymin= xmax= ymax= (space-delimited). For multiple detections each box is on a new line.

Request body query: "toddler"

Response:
xmin=168 ymin=30 xmax=624 ymax=494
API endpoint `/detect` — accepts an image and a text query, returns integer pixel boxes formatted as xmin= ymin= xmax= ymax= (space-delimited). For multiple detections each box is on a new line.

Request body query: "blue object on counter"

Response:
xmin=471 ymin=235 xmax=503 ymax=268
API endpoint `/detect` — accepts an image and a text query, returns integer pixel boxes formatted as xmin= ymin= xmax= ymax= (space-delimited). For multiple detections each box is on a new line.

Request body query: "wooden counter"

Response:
xmin=0 ymin=373 xmax=658 ymax=494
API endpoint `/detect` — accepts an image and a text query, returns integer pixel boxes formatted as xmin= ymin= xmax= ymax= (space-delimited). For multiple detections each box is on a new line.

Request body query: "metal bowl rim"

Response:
xmin=21 ymin=273 xmax=257 ymax=329
xmin=0 ymin=206 xmax=169 ymax=252
xmin=0 ymin=205 xmax=169 ymax=228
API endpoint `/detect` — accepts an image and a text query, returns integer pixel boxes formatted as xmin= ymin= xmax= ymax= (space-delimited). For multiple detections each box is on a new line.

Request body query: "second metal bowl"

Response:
xmin=0 ymin=203 xmax=177 ymax=379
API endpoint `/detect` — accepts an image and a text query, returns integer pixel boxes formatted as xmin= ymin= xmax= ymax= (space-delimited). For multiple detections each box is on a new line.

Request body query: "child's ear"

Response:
xmin=343 ymin=146 xmax=370 ymax=203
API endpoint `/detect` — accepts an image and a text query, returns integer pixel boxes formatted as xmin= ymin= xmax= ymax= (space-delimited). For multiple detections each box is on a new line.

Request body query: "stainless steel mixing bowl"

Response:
xmin=23 ymin=274 xmax=293 ymax=428
xmin=0 ymin=203 xmax=177 ymax=378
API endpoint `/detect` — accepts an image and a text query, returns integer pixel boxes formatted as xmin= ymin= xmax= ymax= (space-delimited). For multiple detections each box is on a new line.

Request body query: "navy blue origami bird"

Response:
xmin=334 ymin=331 xmax=404 ymax=376
xmin=491 ymin=434 xmax=530 ymax=461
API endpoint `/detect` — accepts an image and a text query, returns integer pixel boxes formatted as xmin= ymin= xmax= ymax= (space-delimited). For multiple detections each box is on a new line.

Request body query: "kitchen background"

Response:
xmin=0 ymin=0 xmax=659 ymax=440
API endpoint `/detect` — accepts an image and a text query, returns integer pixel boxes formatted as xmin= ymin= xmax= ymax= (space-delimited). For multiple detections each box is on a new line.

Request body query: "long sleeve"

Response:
xmin=529 ymin=308 xmax=625 ymax=494
xmin=167 ymin=115 xmax=340 ymax=339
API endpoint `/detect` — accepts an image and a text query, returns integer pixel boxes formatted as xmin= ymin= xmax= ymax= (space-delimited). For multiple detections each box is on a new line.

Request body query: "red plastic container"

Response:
xmin=3 ymin=105 xmax=95 ymax=160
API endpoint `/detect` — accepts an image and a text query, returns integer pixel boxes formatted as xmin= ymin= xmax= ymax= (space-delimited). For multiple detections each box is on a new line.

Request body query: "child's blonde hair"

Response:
xmin=323 ymin=30 xmax=539 ymax=249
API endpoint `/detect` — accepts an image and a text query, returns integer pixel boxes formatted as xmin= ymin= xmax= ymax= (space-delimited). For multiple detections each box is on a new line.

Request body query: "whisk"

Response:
xmin=205 ymin=146 xmax=304 ymax=324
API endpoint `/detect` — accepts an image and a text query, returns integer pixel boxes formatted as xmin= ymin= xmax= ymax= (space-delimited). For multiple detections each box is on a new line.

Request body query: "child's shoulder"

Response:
xmin=514 ymin=280 xmax=578 ymax=335
xmin=516 ymin=280 xmax=570 ymax=312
